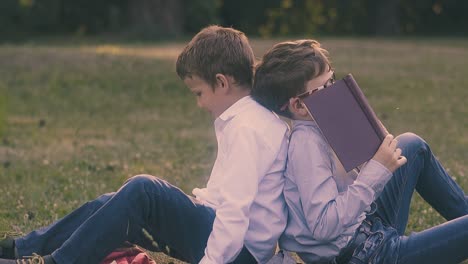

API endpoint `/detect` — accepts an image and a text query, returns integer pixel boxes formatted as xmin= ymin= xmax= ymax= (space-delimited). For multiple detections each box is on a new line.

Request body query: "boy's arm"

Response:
xmin=290 ymin=129 xmax=392 ymax=241
xmin=199 ymin=126 xmax=278 ymax=264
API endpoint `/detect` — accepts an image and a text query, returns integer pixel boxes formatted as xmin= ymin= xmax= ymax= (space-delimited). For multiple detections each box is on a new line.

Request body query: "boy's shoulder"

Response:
xmin=219 ymin=96 xmax=283 ymax=125
xmin=289 ymin=120 xmax=329 ymax=152
xmin=221 ymin=96 xmax=288 ymax=147
xmin=233 ymin=96 xmax=287 ymax=130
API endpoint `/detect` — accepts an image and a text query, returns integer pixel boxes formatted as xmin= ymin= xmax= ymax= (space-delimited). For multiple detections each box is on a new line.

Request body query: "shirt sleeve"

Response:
xmin=289 ymin=129 xmax=392 ymax=241
xmin=199 ymin=125 xmax=278 ymax=264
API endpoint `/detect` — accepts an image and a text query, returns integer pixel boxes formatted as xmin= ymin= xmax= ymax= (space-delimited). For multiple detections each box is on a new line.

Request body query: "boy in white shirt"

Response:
xmin=252 ymin=39 xmax=468 ymax=264
xmin=0 ymin=26 xmax=289 ymax=264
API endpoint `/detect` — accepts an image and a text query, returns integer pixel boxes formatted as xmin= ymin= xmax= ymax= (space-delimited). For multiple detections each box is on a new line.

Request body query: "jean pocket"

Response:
xmin=351 ymin=231 xmax=385 ymax=263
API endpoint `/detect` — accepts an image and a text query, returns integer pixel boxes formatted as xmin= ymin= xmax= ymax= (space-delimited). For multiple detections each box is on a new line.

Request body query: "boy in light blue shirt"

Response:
xmin=252 ymin=39 xmax=468 ymax=264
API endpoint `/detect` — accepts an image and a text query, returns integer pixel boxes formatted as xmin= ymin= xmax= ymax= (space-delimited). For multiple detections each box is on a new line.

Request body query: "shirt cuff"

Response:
xmin=355 ymin=159 xmax=392 ymax=195
xmin=199 ymin=255 xmax=214 ymax=264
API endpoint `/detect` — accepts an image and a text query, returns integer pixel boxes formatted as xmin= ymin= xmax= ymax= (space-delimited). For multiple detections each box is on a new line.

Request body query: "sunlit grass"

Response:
xmin=0 ymin=38 xmax=467 ymax=263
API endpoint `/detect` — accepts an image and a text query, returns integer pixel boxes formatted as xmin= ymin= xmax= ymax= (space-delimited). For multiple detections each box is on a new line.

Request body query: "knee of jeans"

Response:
xmin=124 ymin=174 xmax=166 ymax=195
xmin=396 ymin=132 xmax=429 ymax=155
xmin=82 ymin=193 xmax=113 ymax=213
xmin=94 ymin=193 xmax=113 ymax=206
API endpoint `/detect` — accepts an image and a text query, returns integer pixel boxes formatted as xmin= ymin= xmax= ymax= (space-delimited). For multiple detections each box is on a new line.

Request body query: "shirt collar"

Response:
xmin=292 ymin=119 xmax=317 ymax=128
xmin=217 ymin=95 xmax=252 ymax=122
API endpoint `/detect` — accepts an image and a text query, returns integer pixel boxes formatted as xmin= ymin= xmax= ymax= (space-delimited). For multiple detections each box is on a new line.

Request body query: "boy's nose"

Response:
xmin=197 ymin=99 xmax=202 ymax=108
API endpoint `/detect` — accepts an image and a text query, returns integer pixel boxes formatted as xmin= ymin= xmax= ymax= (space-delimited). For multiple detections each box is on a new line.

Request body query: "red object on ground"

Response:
xmin=101 ymin=246 xmax=156 ymax=264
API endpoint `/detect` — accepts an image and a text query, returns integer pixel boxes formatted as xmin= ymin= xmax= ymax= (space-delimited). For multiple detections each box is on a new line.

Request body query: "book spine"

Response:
xmin=343 ymin=74 xmax=388 ymax=140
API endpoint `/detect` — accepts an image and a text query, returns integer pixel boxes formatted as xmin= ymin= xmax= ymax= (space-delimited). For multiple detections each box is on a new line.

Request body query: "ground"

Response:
xmin=0 ymin=37 xmax=467 ymax=263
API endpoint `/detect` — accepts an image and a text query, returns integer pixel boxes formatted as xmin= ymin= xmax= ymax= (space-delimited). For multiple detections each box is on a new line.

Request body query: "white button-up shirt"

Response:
xmin=194 ymin=96 xmax=289 ymax=264
xmin=279 ymin=120 xmax=392 ymax=263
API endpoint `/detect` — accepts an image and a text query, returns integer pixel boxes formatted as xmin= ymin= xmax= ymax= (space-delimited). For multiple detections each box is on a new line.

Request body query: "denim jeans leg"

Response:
xmin=398 ymin=214 xmax=468 ymax=264
xmin=351 ymin=215 xmax=468 ymax=264
xmin=50 ymin=175 xmax=218 ymax=264
xmin=349 ymin=217 xmax=400 ymax=264
xmin=15 ymin=192 xmax=114 ymax=256
xmin=374 ymin=133 xmax=468 ymax=234
xmin=407 ymin=134 xmax=468 ymax=220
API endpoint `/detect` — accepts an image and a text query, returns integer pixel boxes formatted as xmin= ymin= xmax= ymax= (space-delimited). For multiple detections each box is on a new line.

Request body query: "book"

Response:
xmin=301 ymin=74 xmax=388 ymax=172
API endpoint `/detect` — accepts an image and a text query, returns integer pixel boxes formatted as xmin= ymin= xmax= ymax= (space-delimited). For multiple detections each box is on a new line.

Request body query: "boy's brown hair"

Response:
xmin=252 ymin=39 xmax=331 ymax=117
xmin=176 ymin=25 xmax=255 ymax=89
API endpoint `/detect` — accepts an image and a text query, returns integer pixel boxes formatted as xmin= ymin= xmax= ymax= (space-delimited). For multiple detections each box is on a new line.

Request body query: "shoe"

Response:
xmin=0 ymin=231 xmax=23 ymax=241
xmin=0 ymin=253 xmax=39 ymax=263
xmin=0 ymin=254 xmax=53 ymax=264
xmin=0 ymin=231 xmax=23 ymax=259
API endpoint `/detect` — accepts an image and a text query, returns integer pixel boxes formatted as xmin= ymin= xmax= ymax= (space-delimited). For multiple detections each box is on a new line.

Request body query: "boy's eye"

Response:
xmin=195 ymin=92 xmax=202 ymax=97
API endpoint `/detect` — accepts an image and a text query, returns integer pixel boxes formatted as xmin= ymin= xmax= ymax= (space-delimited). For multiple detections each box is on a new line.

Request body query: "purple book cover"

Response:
xmin=301 ymin=74 xmax=388 ymax=172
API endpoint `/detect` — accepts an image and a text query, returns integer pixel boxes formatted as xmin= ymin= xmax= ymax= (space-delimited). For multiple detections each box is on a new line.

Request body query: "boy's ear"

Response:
xmin=215 ymin=73 xmax=231 ymax=94
xmin=289 ymin=97 xmax=309 ymax=117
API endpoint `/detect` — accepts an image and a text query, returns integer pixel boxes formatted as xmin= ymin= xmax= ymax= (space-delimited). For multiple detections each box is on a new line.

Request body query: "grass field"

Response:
xmin=0 ymin=37 xmax=467 ymax=263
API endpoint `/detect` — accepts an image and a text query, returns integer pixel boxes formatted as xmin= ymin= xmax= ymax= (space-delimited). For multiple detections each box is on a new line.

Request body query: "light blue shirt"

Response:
xmin=195 ymin=96 xmax=289 ymax=264
xmin=279 ymin=120 xmax=392 ymax=263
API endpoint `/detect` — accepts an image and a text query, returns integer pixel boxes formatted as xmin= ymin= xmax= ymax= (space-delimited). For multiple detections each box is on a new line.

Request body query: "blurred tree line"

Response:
xmin=0 ymin=0 xmax=467 ymax=38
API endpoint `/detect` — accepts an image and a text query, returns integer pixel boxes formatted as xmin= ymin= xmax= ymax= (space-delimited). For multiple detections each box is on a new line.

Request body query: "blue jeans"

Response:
xmin=348 ymin=133 xmax=468 ymax=264
xmin=15 ymin=176 xmax=256 ymax=263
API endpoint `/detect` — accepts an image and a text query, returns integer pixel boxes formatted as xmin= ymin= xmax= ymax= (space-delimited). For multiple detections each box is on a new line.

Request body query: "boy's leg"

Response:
xmin=348 ymin=214 xmax=468 ymax=264
xmin=15 ymin=193 xmax=114 ymax=257
xmin=47 ymin=175 xmax=218 ymax=264
xmin=397 ymin=214 xmax=468 ymax=264
xmin=373 ymin=132 xmax=467 ymax=234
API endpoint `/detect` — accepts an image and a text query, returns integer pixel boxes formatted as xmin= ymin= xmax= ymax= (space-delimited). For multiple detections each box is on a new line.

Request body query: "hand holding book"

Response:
xmin=372 ymin=134 xmax=407 ymax=173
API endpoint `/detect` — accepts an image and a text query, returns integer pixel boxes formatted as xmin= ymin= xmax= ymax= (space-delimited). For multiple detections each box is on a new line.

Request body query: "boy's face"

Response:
xmin=184 ymin=75 xmax=228 ymax=119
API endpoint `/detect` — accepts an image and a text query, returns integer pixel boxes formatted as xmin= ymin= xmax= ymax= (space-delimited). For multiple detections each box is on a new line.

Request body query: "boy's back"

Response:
xmin=193 ymin=95 xmax=289 ymax=263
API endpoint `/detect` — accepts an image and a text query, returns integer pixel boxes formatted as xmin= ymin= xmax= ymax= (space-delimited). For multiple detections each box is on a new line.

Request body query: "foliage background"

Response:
xmin=1 ymin=0 xmax=467 ymax=39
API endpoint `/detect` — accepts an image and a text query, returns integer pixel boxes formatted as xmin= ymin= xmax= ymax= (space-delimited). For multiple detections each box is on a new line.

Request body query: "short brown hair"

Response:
xmin=176 ymin=25 xmax=255 ymax=89
xmin=252 ymin=39 xmax=331 ymax=117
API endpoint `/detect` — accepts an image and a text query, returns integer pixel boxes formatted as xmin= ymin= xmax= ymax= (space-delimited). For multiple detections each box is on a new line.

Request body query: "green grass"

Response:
xmin=0 ymin=38 xmax=467 ymax=263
